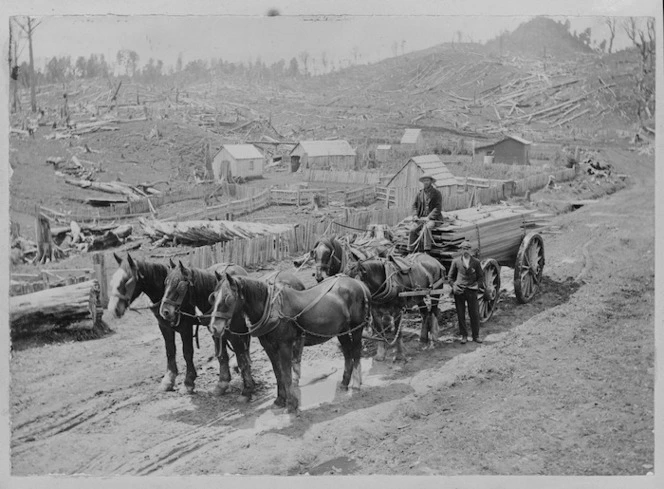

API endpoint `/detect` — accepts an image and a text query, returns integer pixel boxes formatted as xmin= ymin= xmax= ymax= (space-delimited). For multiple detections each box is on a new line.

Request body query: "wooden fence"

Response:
xmin=162 ymin=188 xmax=272 ymax=222
xmin=342 ymin=186 xmax=377 ymax=206
xmin=378 ymin=167 xmax=577 ymax=209
xmin=188 ymin=206 xmax=412 ymax=269
xmin=305 ymin=169 xmax=384 ymax=185
xmin=270 ymin=188 xmax=329 ymax=206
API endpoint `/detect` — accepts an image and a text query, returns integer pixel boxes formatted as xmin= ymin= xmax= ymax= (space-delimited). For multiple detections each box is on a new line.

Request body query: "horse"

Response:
xmin=108 ymin=253 xmax=219 ymax=394
xmin=348 ymin=253 xmax=446 ymax=362
xmin=311 ymin=233 xmax=393 ymax=283
xmin=159 ymin=261 xmax=304 ymax=400
xmin=207 ymin=273 xmax=372 ymax=413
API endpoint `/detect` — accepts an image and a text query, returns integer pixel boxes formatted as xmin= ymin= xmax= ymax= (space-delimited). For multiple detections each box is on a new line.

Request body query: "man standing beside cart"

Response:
xmin=449 ymin=240 xmax=490 ymax=344
xmin=408 ymin=174 xmax=443 ymax=252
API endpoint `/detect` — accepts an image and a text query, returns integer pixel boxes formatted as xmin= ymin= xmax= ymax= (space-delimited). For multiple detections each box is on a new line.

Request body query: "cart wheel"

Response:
xmin=514 ymin=232 xmax=545 ymax=304
xmin=478 ymin=258 xmax=501 ymax=323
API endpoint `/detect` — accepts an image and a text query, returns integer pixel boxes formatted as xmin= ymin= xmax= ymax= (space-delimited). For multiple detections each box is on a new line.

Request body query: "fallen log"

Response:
xmin=9 ymin=279 xmax=102 ymax=336
xmin=141 ymin=218 xmax=294 ymax=246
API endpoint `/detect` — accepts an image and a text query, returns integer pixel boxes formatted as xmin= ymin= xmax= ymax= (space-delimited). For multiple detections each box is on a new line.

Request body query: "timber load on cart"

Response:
xmin=392 ymin=203 xmax=551 ymax=322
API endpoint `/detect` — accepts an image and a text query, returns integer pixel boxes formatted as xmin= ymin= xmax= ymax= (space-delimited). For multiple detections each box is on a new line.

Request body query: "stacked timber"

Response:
xmin=394 ymin=204 xmax=551 ymax=266
xmin=141 ymin=218 xmax=295 ymax=247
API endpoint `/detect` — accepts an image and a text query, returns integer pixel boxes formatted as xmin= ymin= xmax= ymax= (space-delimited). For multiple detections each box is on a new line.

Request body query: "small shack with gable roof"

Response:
xmin=212 ymin=144 xmax=265 ymax=181
xmin=289 ymin=140 xmax=357 ymax=171
xmin=386 ymin=154 xmax=458 ymax=189
xmin=473 ymin=135 xmax=532 ymax=165
xmin=400 ymin=128 xmax=425 ymax=150
xmin=375 ymin=144 xmax=392 ymax=163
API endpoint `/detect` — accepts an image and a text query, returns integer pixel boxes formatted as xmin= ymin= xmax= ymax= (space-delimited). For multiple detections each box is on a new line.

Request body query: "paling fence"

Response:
xmin=377 ymin=167 xmax=577 ymax=209
xmin=188 ymin=207 xmax=412 ymax=269
xmin=304 ymin=169 xmax=384 ymax=185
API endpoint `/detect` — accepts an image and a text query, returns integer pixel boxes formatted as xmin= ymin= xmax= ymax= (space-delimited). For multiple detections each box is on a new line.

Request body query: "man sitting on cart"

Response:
xmin=408 ymin=173 xmax=443 ymax=252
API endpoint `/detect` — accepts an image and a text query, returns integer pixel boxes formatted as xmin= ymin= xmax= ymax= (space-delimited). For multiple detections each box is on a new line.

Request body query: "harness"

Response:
xmin=316 ymin=238 xmax=346 ymax=276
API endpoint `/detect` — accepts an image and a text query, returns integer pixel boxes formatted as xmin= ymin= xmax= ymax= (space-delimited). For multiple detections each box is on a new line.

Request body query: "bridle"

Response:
xmin=161 ymin=277 xmax=194 ymax=328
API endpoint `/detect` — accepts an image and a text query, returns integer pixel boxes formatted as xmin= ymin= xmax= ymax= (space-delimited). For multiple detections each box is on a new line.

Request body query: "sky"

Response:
xmin=4 ymin=0 xmax=659 ymax=74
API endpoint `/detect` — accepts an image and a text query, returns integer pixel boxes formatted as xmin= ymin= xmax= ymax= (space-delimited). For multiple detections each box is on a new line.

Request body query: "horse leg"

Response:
xmin=234 ymin=335 xmax=255 ymax=402
xmin=418 ymin=301 xmax=432 ymax=346
xmin=158 ymin=324 xmax=178 ymax=391
xmin=259 ymin=335 xmax=287 ymax=408
xmin=212 ymin=335 xmax=232 ymax=396
xmin=350 ymin=329 xmax=363 ymax=390
xmin=179 ymin=325 xmax=197 ymax=395
xmin=336 ymin=333 xmax=355 ymax=390
xmin=277 ymin=340 xmax=298 ymax=413
xmin=292 ymin=333 xmax=305 ymax=387
xmin=429 ymin=298 xmax=441 ymax=344
xmin=393 ymin=311 xmax=407 ymax=363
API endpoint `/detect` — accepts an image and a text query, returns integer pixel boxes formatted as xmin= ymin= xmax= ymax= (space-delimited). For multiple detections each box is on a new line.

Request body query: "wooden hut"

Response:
xmin=400 ymin=128 xmax=425 ymax=151
xmin=386 ymin=154 xmax=458 ymax=189
xmin=211 ymin=144 xmax=265 ymax=181
xmin=473 ymin=135 xmax=532 ymax=165
xmin=375 ymin=144 xmax=392 ymax=163
xmin=289 ymin=140 xmax=356 ymax=171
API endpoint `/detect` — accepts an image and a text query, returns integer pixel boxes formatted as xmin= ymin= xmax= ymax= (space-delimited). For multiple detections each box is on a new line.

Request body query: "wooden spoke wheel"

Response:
xmin=514 ymin=232 xmax=545 ymax=304
xmin=478 ymin=258 xmax=501 ymax=323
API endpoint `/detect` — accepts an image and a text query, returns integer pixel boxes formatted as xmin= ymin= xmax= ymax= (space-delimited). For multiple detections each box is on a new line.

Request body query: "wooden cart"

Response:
xmin=393 ymin=204 xmax=549 ymax=322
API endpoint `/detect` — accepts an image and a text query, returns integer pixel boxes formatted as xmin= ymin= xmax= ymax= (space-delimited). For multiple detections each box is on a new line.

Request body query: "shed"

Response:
xmin=386 ymin=154 xmax=458 ymax=189
xmin=375 ymin=144 xmax=392 ymax=163
xmin=474 ymin=135 xmax=532 ymax=165
xmin=211 ymin=144 xmax=265 ymax=181
xmin=400 ymin=128 xmax=425 ymax=150
xmin=289 ymin=140 xmax=356 ymax=171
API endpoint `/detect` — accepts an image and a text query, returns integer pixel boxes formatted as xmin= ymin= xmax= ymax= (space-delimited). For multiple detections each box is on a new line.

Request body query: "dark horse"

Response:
xmin=108 ymin=253 xmax=221 ymax=394
xmin=311 ymin=234 xmax=392 ymax=283
xmin=159 ymin=261 xmax=304 ymax=400
xmin=207 ymin=273 xmax=371 ymax=413
xmin=348 ymin=253 xmax=446 ymax=361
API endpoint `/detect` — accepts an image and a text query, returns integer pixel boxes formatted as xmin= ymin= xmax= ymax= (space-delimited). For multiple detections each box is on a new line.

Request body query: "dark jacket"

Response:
xmin=412 ymin=186 xmax=443 ymax=220
xmin=448 ymin=254 xmax=485 ymax=291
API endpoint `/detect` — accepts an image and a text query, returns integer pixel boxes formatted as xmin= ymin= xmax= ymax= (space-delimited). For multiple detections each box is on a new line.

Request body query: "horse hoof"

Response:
xmin=212 ymin=382 xmax=230 ymax=396
xmin=273 ymin=398 xmax=287 ymax=409
xmin=238 ymin=395 xmax=251 ymax=404
xmin=339 ymin=384 xmax=349 ymax=391
xmin=160 ymin=381 xmax=175 ymax=392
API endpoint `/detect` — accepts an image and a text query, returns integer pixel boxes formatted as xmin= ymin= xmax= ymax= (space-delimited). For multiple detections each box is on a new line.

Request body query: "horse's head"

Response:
xmin=207 ymin=271 xmax=244 ymax=338
xmin=159 ymin=259 xmax=193 ymax=327
xmin=348 ymin=258 xmax=386 ymax=294
xmin=108 ymin=252 xmax=143 ymax=318
xmin=312 ymin=238 xmax=336 ymax=283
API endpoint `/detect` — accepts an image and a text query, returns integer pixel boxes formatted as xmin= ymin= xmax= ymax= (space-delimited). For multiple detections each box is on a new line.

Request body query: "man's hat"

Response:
xmin=419 ymin=173 xmax=436 ymax=183
xmin=459 ymin=240 xmax=473 ymax=250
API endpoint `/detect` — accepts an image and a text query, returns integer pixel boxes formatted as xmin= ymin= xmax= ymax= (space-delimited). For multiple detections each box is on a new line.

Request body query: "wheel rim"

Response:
xmin=514 ymin=234 xmax=545 ymax=304
xmin=478 ymin=259 xmax=501 ymax=323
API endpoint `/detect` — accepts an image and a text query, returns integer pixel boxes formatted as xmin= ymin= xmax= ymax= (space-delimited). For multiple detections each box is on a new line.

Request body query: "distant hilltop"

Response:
xmin=485 ymin=17 xmax=595 ymax=58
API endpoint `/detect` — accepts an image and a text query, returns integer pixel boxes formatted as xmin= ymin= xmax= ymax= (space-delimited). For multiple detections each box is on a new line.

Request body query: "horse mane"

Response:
xmin=127 ymin=259 xmax=169 ymax=304
xmin=315 ymin=235 xmax=344 ymax=275
xmin=187 ymin=267 xmax=220 ymax=311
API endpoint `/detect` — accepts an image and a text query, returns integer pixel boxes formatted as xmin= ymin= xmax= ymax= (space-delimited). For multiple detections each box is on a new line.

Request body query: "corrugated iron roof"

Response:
xmin=291 ymin=140 xmax=356 ymax=157
xmin=388 ymin=154 xmax=458 ymax=187
xmin=400 ymin=128 xmax=422 ymax=144
xmin=222 ymin=144 xmax=264 ymax=160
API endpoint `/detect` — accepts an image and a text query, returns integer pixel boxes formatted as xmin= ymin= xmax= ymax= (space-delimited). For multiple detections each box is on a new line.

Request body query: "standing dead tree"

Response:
xmin=622 ymin=17 xmax=656 ymax=125
xmin=604 ymin=17 xmax=617 ymax=54
xmin=14 ymin=16 xmax=41 ymax=113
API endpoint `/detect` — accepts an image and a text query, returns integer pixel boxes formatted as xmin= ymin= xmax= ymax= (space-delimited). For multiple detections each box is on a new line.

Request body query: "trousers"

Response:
xmin=409 ymin=220 xmax=437 ymax=251
xmin=453 ymin=288 xmax=480 ymax=339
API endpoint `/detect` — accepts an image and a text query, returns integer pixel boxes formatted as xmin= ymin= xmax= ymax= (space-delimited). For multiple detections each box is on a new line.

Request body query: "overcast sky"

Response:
xmin=4 ymin=0 xmax=659 ymax=73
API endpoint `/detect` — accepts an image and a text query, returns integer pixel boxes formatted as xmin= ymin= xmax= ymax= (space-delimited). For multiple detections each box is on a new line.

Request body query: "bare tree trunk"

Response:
xmin=27 ymin=17 xmax=37 ymax=113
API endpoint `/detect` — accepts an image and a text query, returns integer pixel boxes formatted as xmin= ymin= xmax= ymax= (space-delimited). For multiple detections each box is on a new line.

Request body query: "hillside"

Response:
xmin=485 ymin=17 xmax=594 ymax=58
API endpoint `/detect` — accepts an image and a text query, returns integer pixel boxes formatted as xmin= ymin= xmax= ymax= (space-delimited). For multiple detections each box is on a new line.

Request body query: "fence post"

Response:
xmin=92 ymin=252 xmax=109 ymax=308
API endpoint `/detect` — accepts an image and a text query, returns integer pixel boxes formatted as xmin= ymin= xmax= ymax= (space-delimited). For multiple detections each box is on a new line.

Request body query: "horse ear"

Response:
xmin=113 ymin=252 xmax=123 ymax=265
xmin=169 ymin=258 xmax=176 ymax=269
xmin=178 ymin=260 xmax=189 ymax=276
xmin=225 ymin=272 xmax=235 ymax=287
xmin=215 ymin=270 xmax=223 ymax=281
xmin=126 ymin=253 xmax=136 ymax=269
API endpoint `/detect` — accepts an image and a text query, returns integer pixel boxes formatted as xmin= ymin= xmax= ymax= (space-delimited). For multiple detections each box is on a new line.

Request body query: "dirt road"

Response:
xmin=9 ymin=147 xmax=655 ymax=476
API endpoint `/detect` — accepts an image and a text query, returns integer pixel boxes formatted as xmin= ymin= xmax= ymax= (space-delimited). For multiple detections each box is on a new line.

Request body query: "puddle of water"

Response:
xmin=306 ymin=455 xmax=360 ymax=475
